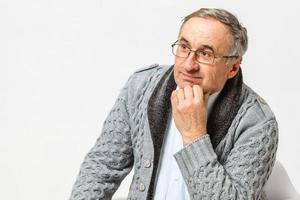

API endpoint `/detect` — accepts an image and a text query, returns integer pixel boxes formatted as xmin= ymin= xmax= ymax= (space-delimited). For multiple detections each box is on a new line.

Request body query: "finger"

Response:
xmin=183 ymin=85 xmax=194 ymax=101
xmin=192 ymin=85 xmax=203 ymax=102
xmin=177 ymin=88 xmax=185 ymax=103
xmin=171 ymin=91 xmax=179 ymax=116
xmin=171 ymin=90 xmax=178 ymax=106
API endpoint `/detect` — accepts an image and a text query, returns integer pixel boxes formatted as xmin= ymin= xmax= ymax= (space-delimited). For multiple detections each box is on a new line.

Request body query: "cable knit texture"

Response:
xmin=70 ymin=64 xmax=278 ymax=200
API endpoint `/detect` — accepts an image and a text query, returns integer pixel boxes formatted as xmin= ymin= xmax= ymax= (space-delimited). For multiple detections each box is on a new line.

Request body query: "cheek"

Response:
xmin=173 ymin=63 xmax=181 ymax=85
xmin=203 ymin=69 xmax=228 ymax=92
xmin=174 ymin=57 xmax=185 ymax=77
xmin=174 ymin=57 xmax=182 ymax=70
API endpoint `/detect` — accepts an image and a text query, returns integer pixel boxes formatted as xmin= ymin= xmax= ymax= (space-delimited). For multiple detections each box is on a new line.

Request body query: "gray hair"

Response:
xmin=181 ymin=8 xmax=248 ymax=57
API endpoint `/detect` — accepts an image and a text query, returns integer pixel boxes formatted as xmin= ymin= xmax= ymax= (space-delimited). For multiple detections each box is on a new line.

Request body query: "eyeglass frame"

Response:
xmin=171 ymin=40 xmax=239 ymax=65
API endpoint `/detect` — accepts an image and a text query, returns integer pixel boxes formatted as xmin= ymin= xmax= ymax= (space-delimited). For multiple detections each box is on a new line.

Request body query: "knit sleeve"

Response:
xmin=70 ymin=78 xmax=133 ymax=200
xmin=174 ymin=119 xmax=278 ymax=200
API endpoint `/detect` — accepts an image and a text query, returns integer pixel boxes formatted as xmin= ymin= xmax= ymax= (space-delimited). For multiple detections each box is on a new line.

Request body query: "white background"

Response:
xmin=0 ymin=0 xmax=299 ymax=199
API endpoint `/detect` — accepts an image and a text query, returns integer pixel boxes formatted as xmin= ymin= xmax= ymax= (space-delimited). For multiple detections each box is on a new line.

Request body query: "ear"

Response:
xmin=227 ymin=57 xmax=241 ymax=79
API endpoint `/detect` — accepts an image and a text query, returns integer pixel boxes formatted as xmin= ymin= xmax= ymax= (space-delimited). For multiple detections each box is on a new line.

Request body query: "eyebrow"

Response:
xmin=178 ymin=37 xmax=215 ymax=53
xmin=178 ymin=37 xmax=189 ymax=44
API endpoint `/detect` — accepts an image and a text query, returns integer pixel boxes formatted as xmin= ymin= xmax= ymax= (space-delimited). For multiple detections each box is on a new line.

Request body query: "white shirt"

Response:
xmin=153 ymin=89 xmax=219 ymax=200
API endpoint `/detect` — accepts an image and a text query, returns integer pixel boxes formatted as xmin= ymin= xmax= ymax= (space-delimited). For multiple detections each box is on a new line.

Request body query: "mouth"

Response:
xmin=180 ymin=72 xmax=202 ymax=83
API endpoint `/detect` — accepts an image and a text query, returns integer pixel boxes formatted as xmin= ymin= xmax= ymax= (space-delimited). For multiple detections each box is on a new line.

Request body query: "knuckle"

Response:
xmin=193 ymin=99 xmax=201 ymax=105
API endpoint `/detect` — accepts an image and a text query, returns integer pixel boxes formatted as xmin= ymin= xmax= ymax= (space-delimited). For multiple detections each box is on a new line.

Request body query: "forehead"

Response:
xmin=179 ymin=17 xmax=232 ymax=53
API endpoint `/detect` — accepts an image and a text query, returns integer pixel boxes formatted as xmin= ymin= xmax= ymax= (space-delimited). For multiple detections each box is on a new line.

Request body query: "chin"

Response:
xmin=178 ymin=81 xmax=200 ymax=89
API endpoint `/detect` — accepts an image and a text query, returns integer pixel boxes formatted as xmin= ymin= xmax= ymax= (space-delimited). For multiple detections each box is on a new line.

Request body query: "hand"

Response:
xmin=171 ymin=85 xmax=210 ymax=146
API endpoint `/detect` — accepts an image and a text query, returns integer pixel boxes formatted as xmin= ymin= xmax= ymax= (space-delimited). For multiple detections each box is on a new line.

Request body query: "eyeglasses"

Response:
xmin=171 ymin=41 xmax=238 ymax=65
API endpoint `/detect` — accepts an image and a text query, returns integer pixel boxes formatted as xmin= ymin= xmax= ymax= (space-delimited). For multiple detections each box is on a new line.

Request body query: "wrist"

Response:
xmin=183 ymin=133 xmax=207 ymax=146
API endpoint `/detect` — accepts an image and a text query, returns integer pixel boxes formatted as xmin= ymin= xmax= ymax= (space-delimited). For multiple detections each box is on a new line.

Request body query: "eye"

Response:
xmin=197 ymin=50 xmax=213 ymax=58
xmin=179 ymin=44 xmax=190 ymax=52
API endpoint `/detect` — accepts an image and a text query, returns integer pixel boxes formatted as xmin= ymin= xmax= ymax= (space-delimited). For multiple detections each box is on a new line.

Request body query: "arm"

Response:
xmin=70 ymin=80 xmax=133 ymax=200
xmin=174 ymin=119 xmax=278 ymax=199
xmin=171 ymin=85 xmax=278 ymax=199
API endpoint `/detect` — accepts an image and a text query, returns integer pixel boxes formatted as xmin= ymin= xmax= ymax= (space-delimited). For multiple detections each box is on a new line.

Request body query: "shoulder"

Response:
xmin=228 ymin=84 xmax=278 ymax=148
xmin=124 ymin=63 xmax=173 ymax=97
xmin=134 ymin=63 xmax=160 ymax=73
xmin=236 ymin=84 xmax=277 ymax=127
xmin=128 ymin=64 xmax=173 ymax=83
xmin=132 ymin=63 xmax=173 ymax=76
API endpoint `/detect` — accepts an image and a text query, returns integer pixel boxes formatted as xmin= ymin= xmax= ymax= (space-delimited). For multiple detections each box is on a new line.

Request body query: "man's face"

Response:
xmin=174 ymin=17 xmax=240 ymax=94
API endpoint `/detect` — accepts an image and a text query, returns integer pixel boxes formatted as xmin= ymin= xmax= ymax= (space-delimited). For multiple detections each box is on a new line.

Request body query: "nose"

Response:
xmin=182 ymin=52 xmax=200 ymax=72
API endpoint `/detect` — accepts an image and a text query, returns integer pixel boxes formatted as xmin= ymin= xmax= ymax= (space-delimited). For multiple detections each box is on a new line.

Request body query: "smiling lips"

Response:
xmin=181 ymin=72 xmax=202 ymax=83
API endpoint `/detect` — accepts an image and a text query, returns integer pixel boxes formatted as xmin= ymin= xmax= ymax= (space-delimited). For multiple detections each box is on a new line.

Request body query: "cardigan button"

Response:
xmin=139 ymin=182 xmax=145 ymax=192
xmin=144 ymin=159 xmax=151 ymax=168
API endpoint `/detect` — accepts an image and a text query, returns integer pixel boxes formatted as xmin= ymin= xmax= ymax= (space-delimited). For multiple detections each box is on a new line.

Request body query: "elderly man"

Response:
xmin=70 ymin=8 xmax=278 ymax=200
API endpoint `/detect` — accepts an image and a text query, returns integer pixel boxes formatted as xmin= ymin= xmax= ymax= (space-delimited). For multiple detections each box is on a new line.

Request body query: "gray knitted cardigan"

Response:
xmin=70 ymin=64 xmax=278 ymax=200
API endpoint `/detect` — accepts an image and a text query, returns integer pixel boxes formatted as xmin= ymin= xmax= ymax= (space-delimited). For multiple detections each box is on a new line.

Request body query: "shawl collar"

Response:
xmin=146 ymin=66 xmax=243 ymax=198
